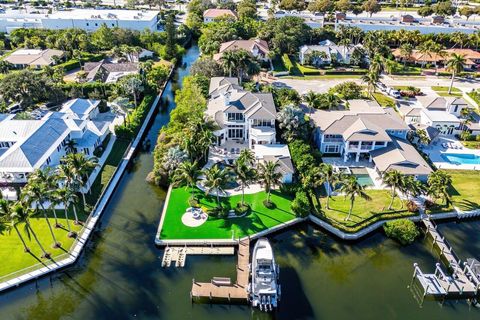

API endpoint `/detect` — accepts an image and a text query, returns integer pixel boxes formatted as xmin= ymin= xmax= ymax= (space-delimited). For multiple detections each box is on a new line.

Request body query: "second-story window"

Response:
xmin=227 ymin=113 xmax=244 ymax=121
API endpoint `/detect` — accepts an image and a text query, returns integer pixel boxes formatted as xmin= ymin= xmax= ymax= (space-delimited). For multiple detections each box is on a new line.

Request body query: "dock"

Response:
xmin=411 ymin=218 xmax=480 ymax=304
xmin=161 ymin=246 xmax=234 ymax=268
xmin=190 ymin=239 xmax=250 ymax=303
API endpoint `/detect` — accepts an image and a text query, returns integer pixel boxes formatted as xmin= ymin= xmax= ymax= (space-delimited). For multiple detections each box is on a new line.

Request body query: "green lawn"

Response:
xmin=286 ymin=75 xmax=363 ymax=80
xmin=159 ymin=188 xmax=297 ymax=240
xmin=317 ymin=190 xmax=414 ymax=232
xmin=447 ymin=170 xmax=480 ymax=212
xmin=0 ymin=209 xmax=86 ymax=279
xmin=86 ymin=138 xmax=130 ymax=205
xmin=372 ymin=92 xmax=396 ymax=107
xmin=431 ymin=86 xmax=463 ymax=97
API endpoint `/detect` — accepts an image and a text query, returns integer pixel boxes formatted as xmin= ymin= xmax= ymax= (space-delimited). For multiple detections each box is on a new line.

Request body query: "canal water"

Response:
xmin=0 ymin=45 xmax=479 ymax=320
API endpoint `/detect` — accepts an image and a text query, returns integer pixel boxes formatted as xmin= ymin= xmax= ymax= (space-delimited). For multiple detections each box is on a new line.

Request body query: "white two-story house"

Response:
xmin=0 ymin=99 xmax=113 ymax=197
xmin=207 ymin=77 xmax=277 ymax=149
xmin=312 ymin=100 xmax=432 ymax=180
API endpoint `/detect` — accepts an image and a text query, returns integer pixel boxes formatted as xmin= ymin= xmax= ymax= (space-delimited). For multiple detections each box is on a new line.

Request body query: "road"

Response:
xmin=276 ymin=75 xmax=480 ymax=96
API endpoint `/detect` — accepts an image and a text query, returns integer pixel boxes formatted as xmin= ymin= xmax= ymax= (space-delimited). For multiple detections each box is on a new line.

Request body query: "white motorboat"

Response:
xmin=250 ymin=238 xmax=280 ymax=312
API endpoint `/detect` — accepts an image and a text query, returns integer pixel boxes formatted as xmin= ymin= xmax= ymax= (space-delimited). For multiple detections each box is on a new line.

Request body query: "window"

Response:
xmin=112 ymin=23 xmax=115 ymax=27
xmin=349 ymin=141 xmax=359 ymax=148
xmin=227 ymin=113 xmax=244 ymax=122
xmin=228 ymin=128 xmax=243 ymax=139
xmin=86 ymin=23 xmax=89 ymax=26
xmin=325 ymin=145 xmax=340 ymax=153
xmin=95 ymin=23 xmax=98 ymax=27
xmin=252 ymin=119 xmax=271 ymax=127
xmin=454 ymin=106 xmax=458 ymax=113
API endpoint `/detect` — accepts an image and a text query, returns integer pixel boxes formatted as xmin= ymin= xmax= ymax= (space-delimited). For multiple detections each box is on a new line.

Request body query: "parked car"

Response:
xmin=376 ymin=82 xmax=387 ymax=91
xmin=272 ymin=81 xmax=287 ymax=88
xmin=7 ymin=103 xmax=23 ymax=114
xmin=388 ymin=89 xmax=401 ymax=99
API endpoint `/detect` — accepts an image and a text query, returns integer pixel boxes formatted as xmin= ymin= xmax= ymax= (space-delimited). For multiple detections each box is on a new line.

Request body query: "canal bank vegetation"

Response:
xmin=383 ymin=219 xmax=420 ymax=246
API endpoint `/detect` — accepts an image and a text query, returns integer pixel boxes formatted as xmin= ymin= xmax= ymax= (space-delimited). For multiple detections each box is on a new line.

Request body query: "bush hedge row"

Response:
xmin=114 ymin=95 xmax=155 ymax=139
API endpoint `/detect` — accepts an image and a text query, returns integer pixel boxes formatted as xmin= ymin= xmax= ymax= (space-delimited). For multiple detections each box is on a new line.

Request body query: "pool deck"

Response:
xmin=423 ymin=137 xmax=480 ymax=170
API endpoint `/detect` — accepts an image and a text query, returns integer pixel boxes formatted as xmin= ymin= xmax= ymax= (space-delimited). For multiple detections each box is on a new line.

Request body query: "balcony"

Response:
xmin=250 ymin=127 xmax=275 ymax=140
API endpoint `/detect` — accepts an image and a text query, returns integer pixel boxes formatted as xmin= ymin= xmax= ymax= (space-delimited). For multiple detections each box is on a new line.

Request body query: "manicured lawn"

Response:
xmin=0 ymin=209 xmax=86 ymax=279
xmin=372 ymin=92 xmax=395 ymax=107
xmin=159 ymin=188 xmax=297 ymax=240
xmin=286 ymin=75 xmax=362 ymax=80
xmin=318 ymin=190 xmax=414 ymax=232
xmin=447 ymin=170 xmax=480 ymax=211
xmin=86 ymin=138 xmax=130 ymax=205
xmin=431 ymin=86 xmax=463 ymax=97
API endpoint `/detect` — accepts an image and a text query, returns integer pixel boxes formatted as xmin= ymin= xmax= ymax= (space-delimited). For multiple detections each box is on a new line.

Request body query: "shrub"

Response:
xmin=383 ymin=219 xmax=420 ymax=245
xmin=406 ymin=200 xmax=419 ymax=213
xmin=188 ymin=197 xmax=199 ymax=208
xmin=331 ymin=81 xmax=363 ymax=100
xmin=291 ymin=191 xmax=311 ymax=217
xmin=234 ymin=203 xmax=250 ymax=216
xmin=114 ymin=95 xmax=155 ymax=139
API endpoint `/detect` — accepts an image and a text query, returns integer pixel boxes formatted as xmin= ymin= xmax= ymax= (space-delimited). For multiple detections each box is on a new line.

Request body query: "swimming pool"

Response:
xmin=442 ymin=153 xmax=480 ymax=165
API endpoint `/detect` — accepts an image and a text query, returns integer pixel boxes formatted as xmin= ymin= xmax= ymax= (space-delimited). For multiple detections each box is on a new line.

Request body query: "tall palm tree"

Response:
xmin=13 ymin=201 xmax=51 ymax=258
xmin=382 ymin=170 xmax=405 ymax=210
xmin=22 ymin=177 xmax=61 ymax=248
xmin=172 ymin=161 xmax=201 ymax=201
xmin=258 ymin=161 xmax=283 ymax=205
xmin=203 ymin=166 xmax=232 ymax=208
xmin=29 ymin=167 xmax=61 ymax=227
xmin=0 ymin=199 xmax=30 ymax=253
xmin=339 ymin=175 xmax=372 ymax=221
xmin=62 ymin=153 xmax=98 ymax=208
xmin=427 ymin=171 xmax=452 ymax=206
xmin=221 ymin=51 xmax=237 ymax=77
xmin=303 ymin=90 xmax=320 ymax=114
xmin=446 ymin=53 xmax=466 ymax=95
xmin=362 ymin=72 xmax=378 ymax=97
xmin=238 ymin=149 xmax=255 ymax=166
xmin=233 ymin=161 xmax=257 ymax=206
xmin=399 ymin=43 xmax=414 ymax=69
xmin=320 ymin=163 xmax=341 ymax=210
xmin=56 ymin=187 xmax=78 ymax=238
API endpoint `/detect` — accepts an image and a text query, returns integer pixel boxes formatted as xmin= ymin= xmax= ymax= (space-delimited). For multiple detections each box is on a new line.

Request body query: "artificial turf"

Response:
xmin=159 ymin=187 xmax=297 ymax=240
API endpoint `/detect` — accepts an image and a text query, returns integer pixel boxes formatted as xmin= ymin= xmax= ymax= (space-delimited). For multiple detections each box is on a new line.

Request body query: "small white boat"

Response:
xmin=250 ymin=238 xmax=280 ymax=312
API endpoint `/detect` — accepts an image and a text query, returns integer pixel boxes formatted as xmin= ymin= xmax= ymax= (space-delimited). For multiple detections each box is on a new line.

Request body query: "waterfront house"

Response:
xmin=298 ymin=40 xmax=365 ymax=66
xmin=82 ymin=60 xmax=139 ymax=83
xmin=213 ymin=39 xmax=270 ymax=62
xmin=203 ymin=9 xmax=237 ymax=23
xmin=206 ymin=77 xmax=294 ymax=182
xmin=311 ymin=100 xmax=432 ymax=180
xmin=4 ymin=48 xmax=64 ymax=68
xmin=0 ymin=98 xmax=114 ymax=198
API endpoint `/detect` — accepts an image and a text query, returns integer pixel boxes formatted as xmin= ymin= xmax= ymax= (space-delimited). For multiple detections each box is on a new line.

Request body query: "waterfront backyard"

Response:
xmin=448 ymin=170 xmax=480 ymax=212
xmin=158 ymin=187 xmax=297 ymax=240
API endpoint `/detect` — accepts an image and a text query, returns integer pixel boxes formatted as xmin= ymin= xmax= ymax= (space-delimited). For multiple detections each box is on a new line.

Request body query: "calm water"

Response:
xmin=0 ymin=45 xmax=479 ymax=320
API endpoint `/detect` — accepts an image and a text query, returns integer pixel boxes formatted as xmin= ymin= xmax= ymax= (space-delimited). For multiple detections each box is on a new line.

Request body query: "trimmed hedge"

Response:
xmin=383 ymin=219 xmax=420 ymax=245
xmin=114 ymin=95 xmax=155 ymax=139
xmin=282 ymin=54 xmax=294 ymax=74
xmin=54 ymin=53 xmax=105 ymax=71
xmin=324 ymin=69 xmax=367 ymax=75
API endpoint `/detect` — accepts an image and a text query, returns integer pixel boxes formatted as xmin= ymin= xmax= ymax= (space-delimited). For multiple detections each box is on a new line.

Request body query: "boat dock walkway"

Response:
xmin=412 ymin=218 xmax=480 ymax=304
xmin=190 ymin=239 xmax=250 ymax=302
xmin=162 ymin=246 xmax=235 ymax=268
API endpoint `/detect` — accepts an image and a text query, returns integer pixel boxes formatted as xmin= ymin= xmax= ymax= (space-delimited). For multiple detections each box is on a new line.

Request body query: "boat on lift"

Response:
xmin=250 ymin=238 xmax=280 ymax=312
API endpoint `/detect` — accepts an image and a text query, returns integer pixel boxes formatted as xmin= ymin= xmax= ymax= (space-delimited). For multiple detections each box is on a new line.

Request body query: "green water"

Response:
xmin=0 ymin=45 xmax=479 ymax=320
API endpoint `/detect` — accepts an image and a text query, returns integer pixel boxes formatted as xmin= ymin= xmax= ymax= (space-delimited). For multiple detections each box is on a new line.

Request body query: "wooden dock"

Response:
xmin=411 ymin=218 xmax=480 ymax=304
xmin=162 ymin=246 xmax=234 ymax=268
xmin=190 ymin=239 xmax=250 ymax=302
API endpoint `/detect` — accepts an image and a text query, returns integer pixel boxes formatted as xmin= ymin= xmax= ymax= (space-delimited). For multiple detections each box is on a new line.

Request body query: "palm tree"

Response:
xmin=22 ymin=176 xmax=61 ymax=248
xmin=399 ymin=43 xmax=414 ymax=69
xmin=62 ymin=153 xmax=98 ymax=208
xmin=56 ymin=187 xmax=78 ymax=238
xmin=427 ymin=171 xmax=452 ymax=206
xmin=233 ymin=161 xmax=257 ymax=206
xmin=339 ymin=175 xmax=372 ymax=221
xmin=258 ymin=161 xmax=283 ymax=205
xmin=0 ymin=199 xmax=30 ymax=252
xmin=29 ymin=167 xmax=61 ymax=227
xmin=13 ymin=201 xmax=51 ymax=258
xmin=221 ymin=51 xmax=237 ymax=77
xmin=237 ymin=149 xmax=255 ymax=166
xmin=446 ymin=53 xmax=466 ymax=95
xmin=362 ymin=72 xmax=378 ymax=97
xmin=172 ymin=161 xmax=201 ymax=201
xmin=382 ymin=170 xmax=405 ymax=210
xmin=303 ymin=90 xmax=320 ymax=114
xmin=202 ymin=166 xmax=232 ymax=208
xmin=320 ymin=163 xmax=341 ymax=210
xmin=65 ymin=139 xmax=77 ymax=154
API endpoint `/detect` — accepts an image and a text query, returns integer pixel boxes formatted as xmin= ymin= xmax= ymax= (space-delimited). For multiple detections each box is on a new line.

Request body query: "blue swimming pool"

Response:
xmin=442 ymin=153 xmax=480 ymax=165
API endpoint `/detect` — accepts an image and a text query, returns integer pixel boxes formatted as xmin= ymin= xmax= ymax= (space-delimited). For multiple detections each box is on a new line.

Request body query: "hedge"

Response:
xmin=114 ymin=95 xmax=155 ymax=139
xmin=282 ymin=54 xmax=294 ymax=74
xmin=324 ymin=69 xmax=367 ymax=75
xmin=54 ymin=53 xmax=105 ymax=71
